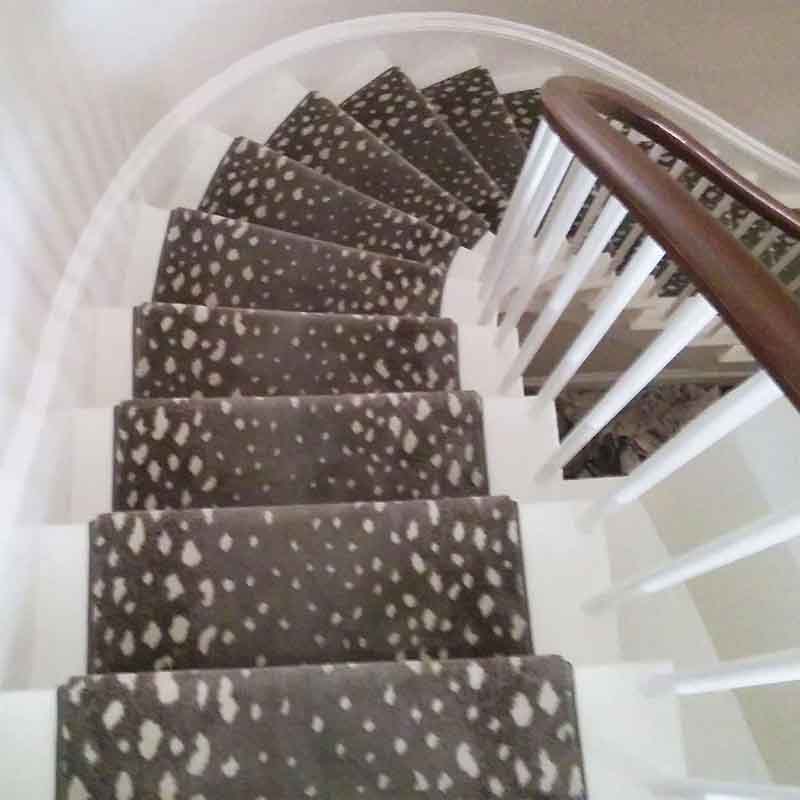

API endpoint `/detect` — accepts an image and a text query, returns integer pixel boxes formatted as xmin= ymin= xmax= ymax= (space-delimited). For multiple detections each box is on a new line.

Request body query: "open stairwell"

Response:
xmin=8 ymin=35 xmax=754 ymax=800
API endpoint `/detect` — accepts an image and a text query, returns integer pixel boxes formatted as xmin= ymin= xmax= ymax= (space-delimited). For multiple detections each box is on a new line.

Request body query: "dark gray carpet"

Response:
xmin=342 ymin=66 xmax=508 ymax=230
xmin=113 ymin=391 xmax=488 ymax=511
xmin=58 ymin=656 xmax=586 ymax=800
xmin=424 ymin=67 xmax=528 ymax=198
xmin=153 ymin=208 xmax=449 ymax=317
xmin=88 ymin=497 xmax=530 ymax=672
xmin=133 ymin=303 xmax=460 ymax=399
xmin=268 ymin=91 xmax=489 ymax=247
xmin=199 ymin=138 xmax=461 ymax=268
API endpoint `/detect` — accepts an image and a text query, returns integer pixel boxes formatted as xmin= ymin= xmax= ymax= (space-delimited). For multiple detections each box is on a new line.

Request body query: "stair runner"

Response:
xmin=133 ymin=303 xmax=460 ymax=398
xmin=88 ymin=497 xmax=529 ymax=672
xmin=59 ymin=657 xmax=585 ymax=799
xmin=341 ymin=66 xmax=509 ymax=230
xmin=59 ymin=59 xmax=592 ymax=800
xmin=266 ymin=91 xmax=490 ymax=247
xmin=423 ymin=66 xmax=529 ymax=197
xmin=198 ymin=137 xmax=460 ymax=268
xmin=153 ymin=208 xmax=448 ymax=316
xmin=505 ymin=89 xmax=543 ymax=147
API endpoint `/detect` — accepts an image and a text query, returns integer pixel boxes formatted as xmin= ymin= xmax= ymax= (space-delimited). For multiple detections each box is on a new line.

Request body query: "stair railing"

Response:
xmin=479 ymin=76 xmax=800 ymax=795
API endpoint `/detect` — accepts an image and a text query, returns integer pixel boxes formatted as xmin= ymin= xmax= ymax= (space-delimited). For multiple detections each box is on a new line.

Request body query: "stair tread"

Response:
xmin=133 ymin=302 xmax=460 ymax=399
xmin=153 ymin=208 xmax=449 ymax=317
xmin=423 ymin=67 xmax=528 ymax=198
xmin=504 ymin=88 xmax=543 ymax=148
xmin=113 ymin=391 xmax=488 ymax=511
xmin=268 ymin=91 xmax=490 ymax=247
xmin=341 ymin=66 xmax=508 ymax=230
xmin=198 ymin=137 xmax=460 ymax=268
xmin=58 ymin=656 xmax=586 ymax=799
xmin=88 ymin=496 xmax=530 ymax=673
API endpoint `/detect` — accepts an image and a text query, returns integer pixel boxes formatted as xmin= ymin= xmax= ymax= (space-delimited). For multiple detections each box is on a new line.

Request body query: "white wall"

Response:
xmin=641 ymin=396 xmax=800 ymax=784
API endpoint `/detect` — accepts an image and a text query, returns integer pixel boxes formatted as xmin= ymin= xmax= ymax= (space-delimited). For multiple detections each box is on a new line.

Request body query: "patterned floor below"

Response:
xmin=555 ymin=382 xmax=739 ymax=479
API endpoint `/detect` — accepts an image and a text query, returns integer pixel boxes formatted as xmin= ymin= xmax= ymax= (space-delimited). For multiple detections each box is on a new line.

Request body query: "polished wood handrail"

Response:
xmin=541 ymin=76 xmax=800 ymax=410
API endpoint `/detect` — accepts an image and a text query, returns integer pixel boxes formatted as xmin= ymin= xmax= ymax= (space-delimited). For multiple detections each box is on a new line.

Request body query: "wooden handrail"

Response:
xmin=541 ymin=76 xmax=800 ymax=411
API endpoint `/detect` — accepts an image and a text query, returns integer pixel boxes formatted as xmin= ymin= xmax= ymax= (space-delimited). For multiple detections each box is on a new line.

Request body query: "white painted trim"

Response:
xmin=323 ymin=46 xmax=394 ymax=104
xmin=403 ymin=43 xmax=481 ymax=87
xmin=70 ymin=408 xmax=114 ymax=522
xmin=123 ymin=204 xmax=168 ymax=304
xmin=169 ymin=125 xmax=234 ymax=209
xmin=519 ymin=500 xmax=620 ymax=664
xmin=653 ymin=778 xmax=800 ymax=799
xmin=471 ymin=230 xmax=495 ymax=259
xmin=8 ymin=11 xmax=800 ymax=525
xmin=493 ymin=65 xmax=564 ymax=95
xmin=576 ymin=662 xmax=688 ymax=799
xmin=209 ymin=71 xmax=309 ymax=142
xmin=0 ymin=690 xmax=56 ymax=798
xmin=441 ymin=275 xmax=485 ymax=325
xmin=30 ymin=525 xmax=88 ymax=688
xmin=448 ymin=246 xmax=486 ymax=283
xmin=457 ymin=324 xmax=524 ymax=398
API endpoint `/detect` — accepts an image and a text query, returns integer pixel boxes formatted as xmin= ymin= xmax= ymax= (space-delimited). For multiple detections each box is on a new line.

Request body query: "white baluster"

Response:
xmin=653 ymin=778 xmax=800 ymax=799
xmin=493 ymin=160 xmax=597 ymax=343
xmin=497 ymin=197 xmax=628 ymax=389
xmin=537 ymin=293 xmax=718 ymax=478
xmin=584 ymin=500 xmax=800 ymax=612
xmin=525 ymin=236 xmax=666 ymax=408
xmin=751 ymin=226 xmax=782 ymax=259
xmin=588 ymin=371 xmax=781 ymax=515
xmin=770 ymin=241 xmax=800 ymax=275
xmin=479 ymin=139 xmax=573 ymax=321
xmin=733 ymin=210 xmax=759 ymax=239
xmin=478 ymin=121 xmax=558 ymax=293
xmin=646 ymin=647 xmax=800 ymax=695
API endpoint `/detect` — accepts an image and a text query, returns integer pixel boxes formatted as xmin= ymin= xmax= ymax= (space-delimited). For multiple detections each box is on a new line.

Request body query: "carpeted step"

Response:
xmin=88 ymin=496 xmax=530 ymax=673
xmin=423 ymin=67 xmax=529 ymax=198
xmin=267 ymin=91 xmax=490 ymax=247
xmin=132 ymin=302 xmax=460 ymax=398
xmin=58 ymin=656 xmax=586 ymax=800
xmin=199 ymin=137 xmax=460 ymax=268
xmin=153 ymin=208 xmax=448 ymax=317
xmin=113 ymin=391 xmax=488 ymax=511
xmin=504 ymin=89 xmax=543 ymax=148
xmin=341 ymin=66 xmax=508 ymax=230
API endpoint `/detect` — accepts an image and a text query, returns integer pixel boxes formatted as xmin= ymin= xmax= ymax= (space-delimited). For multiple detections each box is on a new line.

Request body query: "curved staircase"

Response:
xmin=5 ymin=15 xmax=800 ymax=800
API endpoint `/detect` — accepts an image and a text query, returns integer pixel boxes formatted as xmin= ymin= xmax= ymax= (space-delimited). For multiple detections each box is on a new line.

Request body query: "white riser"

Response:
xmin=0 ymin=661 xmax=686 ymax=800
xmin=86 ymin=308 xmax=522 ymax=405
